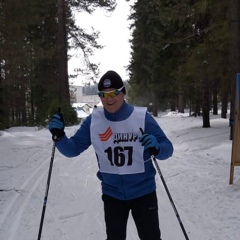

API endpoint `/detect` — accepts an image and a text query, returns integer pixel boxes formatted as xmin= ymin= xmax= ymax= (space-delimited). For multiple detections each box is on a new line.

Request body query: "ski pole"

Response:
xmin=38 ymin=108 xmax=61 ymax=240
xmin=151 ymin=155 xmax=189 ymax=240
xmin=37 ymin=142 xmax=56 ymax=240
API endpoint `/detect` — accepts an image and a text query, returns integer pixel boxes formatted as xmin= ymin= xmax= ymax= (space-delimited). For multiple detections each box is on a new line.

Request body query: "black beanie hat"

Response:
xmin=98 ymin=70 xmax=126 ymax=94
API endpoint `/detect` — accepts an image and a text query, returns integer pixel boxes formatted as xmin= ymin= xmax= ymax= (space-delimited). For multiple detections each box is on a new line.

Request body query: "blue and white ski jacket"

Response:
xmin=55 ymin=102 xmax=173 ymax=200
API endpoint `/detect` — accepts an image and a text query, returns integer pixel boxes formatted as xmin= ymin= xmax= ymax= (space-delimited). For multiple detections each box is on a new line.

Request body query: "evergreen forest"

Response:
xmin=0 ymin=0 xmax=116 ymax=128
xmin=0 ymin=0 xmax=239 ymax=134
xmin=128 ymin=0 xmax=239 ymax=132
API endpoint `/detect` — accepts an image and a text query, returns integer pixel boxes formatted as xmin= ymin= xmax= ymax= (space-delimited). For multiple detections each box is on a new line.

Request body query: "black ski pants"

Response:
xmin=102 ymin=190 xmax=162 ymax=240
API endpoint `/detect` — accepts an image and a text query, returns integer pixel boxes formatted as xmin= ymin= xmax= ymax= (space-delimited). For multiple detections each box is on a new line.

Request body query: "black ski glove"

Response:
xmin=48 ymin=113 xmax=65 ymax=142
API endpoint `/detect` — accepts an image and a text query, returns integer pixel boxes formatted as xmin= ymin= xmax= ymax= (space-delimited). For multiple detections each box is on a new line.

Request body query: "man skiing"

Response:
xmin=49 ymin=70 xmax=173 ymax=240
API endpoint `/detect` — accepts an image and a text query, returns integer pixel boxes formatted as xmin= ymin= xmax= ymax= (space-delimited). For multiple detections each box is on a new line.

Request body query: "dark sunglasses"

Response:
xmin=98 ymin=86 xmax=124 ymax=98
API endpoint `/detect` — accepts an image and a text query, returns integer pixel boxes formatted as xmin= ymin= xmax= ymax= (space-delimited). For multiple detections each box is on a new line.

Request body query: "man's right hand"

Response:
xmin=48 ymin=113 xmax=65 ymax=141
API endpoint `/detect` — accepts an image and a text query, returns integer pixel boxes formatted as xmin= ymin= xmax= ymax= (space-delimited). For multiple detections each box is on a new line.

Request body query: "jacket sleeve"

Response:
xmin=144 ymin=112 xmax=173 ymax=160
xmin=55 ymin=115 xmax=92 ymax=157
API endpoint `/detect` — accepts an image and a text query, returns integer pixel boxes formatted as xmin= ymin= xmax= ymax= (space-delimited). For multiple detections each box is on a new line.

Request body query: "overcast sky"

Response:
xmin=68 ymin=1 xmax=133 ymax=85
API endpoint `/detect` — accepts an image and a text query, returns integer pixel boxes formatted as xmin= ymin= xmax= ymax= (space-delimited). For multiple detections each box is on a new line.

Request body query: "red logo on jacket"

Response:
xmin=99 ymin=127 xmax=113 ymax=141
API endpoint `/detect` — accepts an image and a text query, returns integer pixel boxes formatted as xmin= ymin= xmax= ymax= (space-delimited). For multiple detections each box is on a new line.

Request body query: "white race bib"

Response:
xmin=90 ymin=107 xmax=146 ymax=175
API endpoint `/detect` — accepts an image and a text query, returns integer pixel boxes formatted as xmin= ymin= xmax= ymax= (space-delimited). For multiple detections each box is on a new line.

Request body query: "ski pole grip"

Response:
xmin=51 ymin=107 xmax=63 ymax=141
xmin=139 ymin=127 xmax=156 ymax=156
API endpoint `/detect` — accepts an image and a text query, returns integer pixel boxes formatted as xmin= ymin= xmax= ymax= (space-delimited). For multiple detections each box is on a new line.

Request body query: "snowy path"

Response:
xmin=0 ymin=115 xmax=240 ymax=240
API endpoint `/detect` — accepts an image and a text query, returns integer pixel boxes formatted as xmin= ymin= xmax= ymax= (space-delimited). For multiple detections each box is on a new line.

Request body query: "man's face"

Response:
xmin=99 ymin=88 xmax=125 ymax=113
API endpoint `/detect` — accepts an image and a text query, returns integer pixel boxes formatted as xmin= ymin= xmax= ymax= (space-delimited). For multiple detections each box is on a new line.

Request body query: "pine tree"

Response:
xmin=0 ymin=0 xmax=117 ymax=128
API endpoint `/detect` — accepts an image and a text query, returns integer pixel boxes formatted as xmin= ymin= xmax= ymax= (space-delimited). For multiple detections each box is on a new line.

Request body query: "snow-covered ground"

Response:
xmin=0 ymin=111 xmax=240 ymax=240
